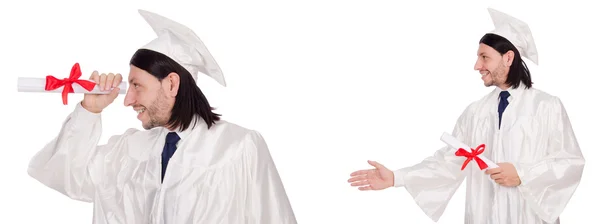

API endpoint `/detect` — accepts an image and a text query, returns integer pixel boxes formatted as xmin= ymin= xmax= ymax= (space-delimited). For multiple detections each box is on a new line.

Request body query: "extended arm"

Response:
xmin=392 ymin=107 xmax=474 ymax=222
xmin=27 ymin=102 xmax=130 ymax=202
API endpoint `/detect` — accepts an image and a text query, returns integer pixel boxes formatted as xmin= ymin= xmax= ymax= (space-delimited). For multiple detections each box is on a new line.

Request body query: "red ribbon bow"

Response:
xmin=45 ymin=63 xmax=96 ymax=105
xmin=455 ymin=144 xmax=488 ymax=170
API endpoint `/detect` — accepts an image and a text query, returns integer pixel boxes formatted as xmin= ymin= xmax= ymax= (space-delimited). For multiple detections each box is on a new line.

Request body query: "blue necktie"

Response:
xmin=498 ymin=91 xmax=510 ymax=127
xmin=161 ymin=132 xmax=180 ymax=183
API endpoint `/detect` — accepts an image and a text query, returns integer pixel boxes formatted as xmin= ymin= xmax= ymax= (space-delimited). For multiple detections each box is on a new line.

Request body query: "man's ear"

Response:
xmin=504 ymin=50 xmax=515 ymax=67
xmin=165 ymin=72 xmax=180 ymax=97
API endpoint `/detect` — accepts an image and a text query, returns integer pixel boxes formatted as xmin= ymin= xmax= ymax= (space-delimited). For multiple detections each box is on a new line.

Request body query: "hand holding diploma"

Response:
xmin=17 ymin=63 xmax=127 ymax=105
xmin=81 ymin=71 xmax=123 ymax=113
xmin=440 ymin=132 xmax=498 ymax=170
xmin=485 ymin=163 xmax=522 ymax=187
xmin=440 ymin=132 xmax=522 ymax=187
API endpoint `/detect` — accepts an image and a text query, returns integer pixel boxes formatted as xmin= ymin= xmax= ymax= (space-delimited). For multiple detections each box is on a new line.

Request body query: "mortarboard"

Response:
xmin=487 ymin=8 xmax=539 ymax=65
xmin=138 ymin=9 xmax=226 ymax=86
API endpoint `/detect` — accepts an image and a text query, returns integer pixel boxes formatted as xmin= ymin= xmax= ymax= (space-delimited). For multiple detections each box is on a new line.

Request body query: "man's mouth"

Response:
xmin=135 ymin=108 xmax=146 ymax=115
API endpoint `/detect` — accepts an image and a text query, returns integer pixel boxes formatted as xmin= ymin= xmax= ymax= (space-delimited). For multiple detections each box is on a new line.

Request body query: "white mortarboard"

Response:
xmin=487 ymin=8 xmax=539 ymax=65
xmin=138 ymin=9 xmax=226 ymax=86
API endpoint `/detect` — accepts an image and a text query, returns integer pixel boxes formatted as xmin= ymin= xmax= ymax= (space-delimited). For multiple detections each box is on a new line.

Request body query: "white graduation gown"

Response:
xmin=393 ymin=84 xmax=585 ymax=224
xmin=27 ymin=103 xmax=297 ymax=224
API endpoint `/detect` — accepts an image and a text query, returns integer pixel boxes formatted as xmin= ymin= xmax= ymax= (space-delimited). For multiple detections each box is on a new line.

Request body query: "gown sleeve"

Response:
xmin=391 ymin=104 xmax=474 ymax=222
xmin=515 ymin=97 xmax=585 ymax=223
xmin=246 ymin=130 xmax=297 ymax=224
xmin=27 ymin=102 xmax=132 ymax=202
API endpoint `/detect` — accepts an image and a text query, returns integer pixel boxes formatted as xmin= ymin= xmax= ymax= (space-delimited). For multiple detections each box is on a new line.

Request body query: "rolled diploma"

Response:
xmin=440 ymin=132 xmax=498 ymax=169
xmin=17 ymin=77 xmax=127 ymax=94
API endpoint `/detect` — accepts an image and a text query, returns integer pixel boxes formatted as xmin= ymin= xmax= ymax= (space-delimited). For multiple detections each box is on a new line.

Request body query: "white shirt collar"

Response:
xmin=174 ymin=125 xmax=192 ymax=140
xmin=494 ymin=82 xmax=526 ymax=102
xmin=165 ymin=116 xmax=205 ymax=142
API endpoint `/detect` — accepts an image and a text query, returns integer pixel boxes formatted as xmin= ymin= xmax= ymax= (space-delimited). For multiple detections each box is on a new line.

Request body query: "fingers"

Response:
xmin=488 ymin=168 xmax=505 ymax=186
xmin=90 ymin=71 xmax=100 ymax=83
xmin=105 ymin=73 xmax=115 ymax=91
xmin=494 ymin=178 xmax=505 ymax=185
xmin=347 ymin=175 xmax=365 ymax=182
xmin=349 ymin=161 xmax=385 ymax=191
xmin=490 ymin=173 xmax=504 ymax=180
xmin=113 ymin=73 xmax=122 ymax=88
xmin=485 ymin=167 xmax=502 ymax=175
xmin=99 ymin=73 xmax=108 ymax=91
xmin=490 ymin=172 xmax=514 ymax=186
xmin=350 ymin=169 xmax=372 ymax=176
xmin=350 ymin=180 xmax=369 ymax=187
xmin=368 ymin=160 xmax=384 ymax=169
xmin=358 ymin=186 xmax=372 ymax=191
xmin=108 ymin=87 xmax=120 ymax=100
xmin=92 ymin=72 xmax=122 ymax=91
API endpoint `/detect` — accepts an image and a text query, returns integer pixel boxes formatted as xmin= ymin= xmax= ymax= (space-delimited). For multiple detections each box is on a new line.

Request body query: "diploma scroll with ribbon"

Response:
xmin=440 ymin=132 xmax=498 ymax=170
xmin=17 ymin=63 xmax=127 ymax=105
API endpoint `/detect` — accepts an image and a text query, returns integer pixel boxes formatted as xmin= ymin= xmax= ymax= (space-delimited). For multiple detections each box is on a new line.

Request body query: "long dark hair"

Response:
xmin=129 ymin=48 xmax=221 ymax=131
xmin=479 ymin=33 xmax=532 ymax=89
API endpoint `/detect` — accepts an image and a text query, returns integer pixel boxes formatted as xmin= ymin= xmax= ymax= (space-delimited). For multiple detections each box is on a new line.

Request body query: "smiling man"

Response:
xmin=27 ymin=9 xmax=296 ymax=224
xmin=348 ymin=8 xmax=585 ymax=224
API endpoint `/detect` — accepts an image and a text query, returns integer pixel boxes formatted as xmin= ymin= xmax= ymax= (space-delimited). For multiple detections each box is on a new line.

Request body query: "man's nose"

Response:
xmin=124 ymin=90 xmax=135 ymax=106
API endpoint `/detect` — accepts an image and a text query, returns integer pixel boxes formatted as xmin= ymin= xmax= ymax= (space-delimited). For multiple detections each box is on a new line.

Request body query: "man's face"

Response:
xmin=474 ymin=43 xmax=513 ymax=89
xmin=124 ymin=65 xmax=179 ymax=130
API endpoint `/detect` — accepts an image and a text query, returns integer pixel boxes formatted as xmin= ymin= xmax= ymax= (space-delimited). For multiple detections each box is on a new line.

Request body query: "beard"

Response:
xmin=484 ymin=62 xmax=507 ymax=87
xmin=141 ymin=88 xmax=171 ymax=130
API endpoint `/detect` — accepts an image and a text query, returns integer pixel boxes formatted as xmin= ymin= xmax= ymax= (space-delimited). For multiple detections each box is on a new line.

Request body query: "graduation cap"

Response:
xmin=487 ymin=8 xmax=539 ymax=65
xmin=138 ymin=9 xmax=226 ymax=86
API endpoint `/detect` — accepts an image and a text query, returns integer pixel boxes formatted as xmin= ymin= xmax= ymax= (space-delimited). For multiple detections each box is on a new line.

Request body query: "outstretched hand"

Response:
xmin=348 ymin=160 xmax=394 ymax=191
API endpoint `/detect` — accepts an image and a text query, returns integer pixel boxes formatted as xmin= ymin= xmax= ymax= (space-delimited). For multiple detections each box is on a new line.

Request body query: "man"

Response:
xmin=348 ymin=8 xmax=585 ymax=224
xmin=27 ymin=9 xmax=297 ymax=224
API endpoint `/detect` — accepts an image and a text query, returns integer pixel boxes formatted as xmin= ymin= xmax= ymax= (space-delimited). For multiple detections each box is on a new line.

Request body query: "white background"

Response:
xmin=0 ymin=0 xmax=598 ymax=223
